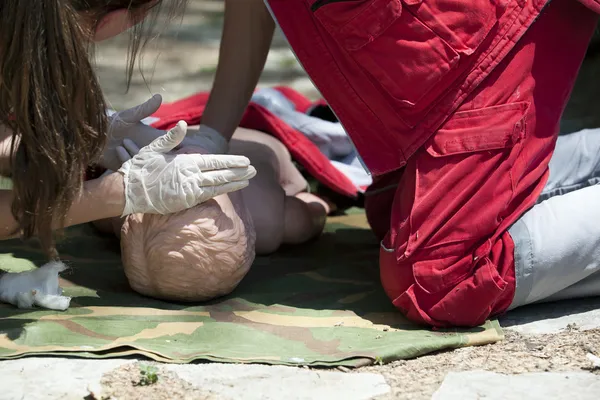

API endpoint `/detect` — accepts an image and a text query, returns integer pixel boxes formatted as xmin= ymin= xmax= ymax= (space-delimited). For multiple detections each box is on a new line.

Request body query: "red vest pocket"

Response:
xmin=310 ymin=0 xmax=460 ymax=126
xmin=403 ymin=0 xmax=504 ymax=56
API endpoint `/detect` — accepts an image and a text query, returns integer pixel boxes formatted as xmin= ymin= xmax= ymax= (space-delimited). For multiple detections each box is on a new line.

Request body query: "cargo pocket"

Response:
xmin=428 ymin=256 xmax=509 ymax=326
xmin=310 ymin=0 xmax=457 ymax=123
xmin=308 ymin=0 xmax=505 ymax=126
xmin=401 ymin=0 xmax=503 ymax=56
xmin=405 ymin=102 xmax=528 ymax=294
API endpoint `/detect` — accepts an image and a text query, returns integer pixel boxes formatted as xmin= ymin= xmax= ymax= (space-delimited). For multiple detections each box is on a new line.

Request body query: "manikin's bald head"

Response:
xmin=120 ymin=191 xmax=256 ymax=302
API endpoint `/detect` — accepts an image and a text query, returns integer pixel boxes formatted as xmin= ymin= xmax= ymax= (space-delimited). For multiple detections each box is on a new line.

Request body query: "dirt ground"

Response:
xmin=93 ymin=2 xmax=600 ymax=399
xmin=96 ymin=363 xmax=216 ymax=400
xmin=364 ymin=327 xmax=600 ymax=399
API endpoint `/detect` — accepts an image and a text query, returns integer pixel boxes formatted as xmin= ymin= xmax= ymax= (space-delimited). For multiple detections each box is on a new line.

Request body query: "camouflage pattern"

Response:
xmin=0 ymin=190 xmax=502 ymax=366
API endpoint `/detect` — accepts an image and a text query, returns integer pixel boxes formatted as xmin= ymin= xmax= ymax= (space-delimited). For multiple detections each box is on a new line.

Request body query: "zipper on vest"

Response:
xmin=310 ymin=0 xmax=355 ymax=12
xmin=263 ymin=0 xmax=372 ymax=176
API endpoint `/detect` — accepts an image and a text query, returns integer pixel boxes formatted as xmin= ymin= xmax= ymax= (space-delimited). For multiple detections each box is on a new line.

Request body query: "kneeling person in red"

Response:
xmin=169 ymin=0 xmax=600 ymax=327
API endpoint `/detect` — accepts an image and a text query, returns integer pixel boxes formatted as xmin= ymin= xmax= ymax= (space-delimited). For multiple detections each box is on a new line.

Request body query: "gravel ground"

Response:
xmin=363 ymin=327 xmax=600 ymax=399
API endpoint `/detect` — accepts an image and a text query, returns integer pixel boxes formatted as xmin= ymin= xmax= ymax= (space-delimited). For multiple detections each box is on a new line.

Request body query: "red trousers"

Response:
xmin=365 ymin=0 xmax=599 ymax=327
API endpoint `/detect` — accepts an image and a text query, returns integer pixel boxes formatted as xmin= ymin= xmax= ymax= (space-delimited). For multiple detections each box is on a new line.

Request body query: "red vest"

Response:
xmin=264 ymin=0 xmax=552 ymax=176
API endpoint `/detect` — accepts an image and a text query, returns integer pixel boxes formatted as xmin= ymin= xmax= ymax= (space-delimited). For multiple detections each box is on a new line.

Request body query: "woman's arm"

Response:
xmin=0 ymin=172 xmax=125 ymax=240
xmin=201 ymin=0 xmax=276 ymax=141
xmin=0 ymin=123 xmax=125 ymax=239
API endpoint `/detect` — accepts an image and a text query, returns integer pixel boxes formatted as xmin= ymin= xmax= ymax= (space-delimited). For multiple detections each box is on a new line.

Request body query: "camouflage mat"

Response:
xmin=0 ymin=208 xmax=503 ymax=367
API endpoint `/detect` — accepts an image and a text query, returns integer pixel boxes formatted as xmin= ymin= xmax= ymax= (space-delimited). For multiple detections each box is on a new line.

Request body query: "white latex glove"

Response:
xmin=0 ymin=261 xmax=71 ymax=311
xmin=102 ymin=95 xmax=229 ymax=169
xmin=100 ymin=94 xmax=167 ymax=171
xmin=117 ymin=120 xmax=256 ymax=216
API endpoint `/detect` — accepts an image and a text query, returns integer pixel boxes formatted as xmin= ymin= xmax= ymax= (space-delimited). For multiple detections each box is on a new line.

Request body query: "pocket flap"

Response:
xmin=426 ymin=102 xmax=529 ymax=157
xmin=311 ymin=0 xmax=403 ymax=50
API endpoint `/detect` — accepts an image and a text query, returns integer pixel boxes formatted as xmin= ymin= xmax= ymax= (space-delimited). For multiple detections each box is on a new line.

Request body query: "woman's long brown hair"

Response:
xmin=0 ymin=0 xmax=186 ymax=259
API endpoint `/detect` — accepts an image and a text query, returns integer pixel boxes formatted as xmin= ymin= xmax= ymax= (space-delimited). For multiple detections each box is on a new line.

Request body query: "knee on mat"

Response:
xmin=120 ymin=194 xmax=256 ymax=302
xmin=379 ymin=243 xmax=512 ymax=328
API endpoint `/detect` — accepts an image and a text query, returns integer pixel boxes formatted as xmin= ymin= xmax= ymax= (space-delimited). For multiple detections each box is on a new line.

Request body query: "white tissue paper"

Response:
xmin=0 ymin=261 xmax=71 ymax=311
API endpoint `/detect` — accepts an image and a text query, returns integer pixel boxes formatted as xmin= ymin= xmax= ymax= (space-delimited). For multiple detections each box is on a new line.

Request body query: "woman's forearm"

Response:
xmin=0 ymin=172 xmax=125 ymax=240
xmin=63 ymin=172 xmax=125 ymax=228
xmin=201 ymin=0 xmax=276 ymax=141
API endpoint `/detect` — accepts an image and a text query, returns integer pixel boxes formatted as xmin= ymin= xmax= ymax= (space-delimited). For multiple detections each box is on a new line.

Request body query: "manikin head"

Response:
xmin=119 ymin=191 xmax=256 ymax=302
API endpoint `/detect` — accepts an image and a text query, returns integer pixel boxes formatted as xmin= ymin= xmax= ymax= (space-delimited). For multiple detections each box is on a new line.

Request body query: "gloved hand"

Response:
xmin=100 ymin=94 xmax=166 ymax=171
xmin=117 ymin=120 xmax=256 ymax=216
xmin=101 ymin=95 xmax=230 ymax=170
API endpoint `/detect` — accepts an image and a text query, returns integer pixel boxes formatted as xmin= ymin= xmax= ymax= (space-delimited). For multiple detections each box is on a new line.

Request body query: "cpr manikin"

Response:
xmin=94 ymin=128 xmax=329 ymax=302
